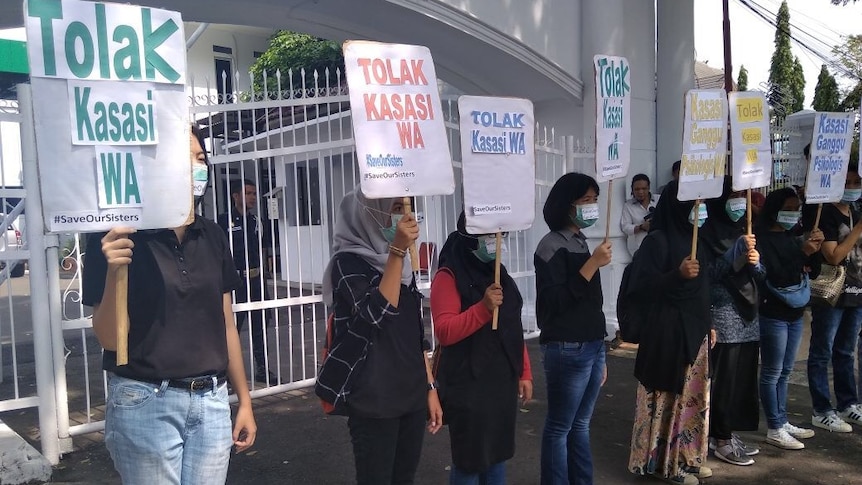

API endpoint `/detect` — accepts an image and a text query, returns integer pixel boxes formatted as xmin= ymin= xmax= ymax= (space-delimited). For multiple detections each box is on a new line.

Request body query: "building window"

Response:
xmin=214 ymin=57 xmax=233 ymax=102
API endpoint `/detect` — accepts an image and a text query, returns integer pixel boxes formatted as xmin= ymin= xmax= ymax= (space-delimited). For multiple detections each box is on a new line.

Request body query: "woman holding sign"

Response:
xmin=319 ymin=188 xmax=442 ymax=485
xmin=700 ymin=178 xmax=764 ymax=466
xmin=82 ymin=126 xmax=257 ymax=484
xmin=534 ymin=173 xmax=610 ymax=485
xmin=802 ymin=160 xmax=862 ymax=433
xmin=627 ymin=181 xmax=711 ymax=485
xmin=756 ymin=187 xmax=823 ymax=450
xmin=430 ymin=212 xmax=533 ymax=484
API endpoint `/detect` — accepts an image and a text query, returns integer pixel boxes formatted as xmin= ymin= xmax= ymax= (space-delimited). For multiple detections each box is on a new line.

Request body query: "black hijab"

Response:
xmin=701 ymin=176 xmax=745 ymax=258
xmin=635 ymin=181 xmax=711 ymax=377
xmin=436 ymin=213 xmax=523 ymax=377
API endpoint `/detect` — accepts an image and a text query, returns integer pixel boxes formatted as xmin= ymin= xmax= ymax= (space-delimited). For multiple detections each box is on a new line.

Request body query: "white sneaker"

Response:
xmin=812 ymin=412 xmax=853 ymax=432
xmin=839 ymin=403 xmax=862 ymax=426
xmin=782 ymin=422 xmax=815 ymax=439
xmin=766 ymin=428 xmax=804 ymax=450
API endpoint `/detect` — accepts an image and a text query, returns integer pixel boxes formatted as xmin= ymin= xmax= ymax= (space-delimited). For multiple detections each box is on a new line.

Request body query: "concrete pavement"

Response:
xmin=28 ymin=339 xmax=862 ymax=485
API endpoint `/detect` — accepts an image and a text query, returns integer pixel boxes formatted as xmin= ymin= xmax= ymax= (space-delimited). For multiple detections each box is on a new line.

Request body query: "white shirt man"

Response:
xmin=620 ymin=175 xmax=659 ymax=257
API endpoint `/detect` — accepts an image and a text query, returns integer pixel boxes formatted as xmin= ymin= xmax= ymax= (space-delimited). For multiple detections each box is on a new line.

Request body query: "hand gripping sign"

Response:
xmin=678 ymin=89 xmax=728 ymax=258
xmin=729 ymin=91 xmax=772 ymax=235
xmin=344 ymin=41 xmax=455 ymax=270
xmin=25 ymin=0 xmax=190 ymax=364
xmin=458 ymin=96 xmax=535 ymax=329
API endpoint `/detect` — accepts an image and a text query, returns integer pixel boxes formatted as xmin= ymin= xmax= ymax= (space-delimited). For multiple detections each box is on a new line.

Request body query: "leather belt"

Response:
xmin=137 ymin=375 xmax=226 ymax=392
xmin=242 ymin=267 xmax=261 ymax=278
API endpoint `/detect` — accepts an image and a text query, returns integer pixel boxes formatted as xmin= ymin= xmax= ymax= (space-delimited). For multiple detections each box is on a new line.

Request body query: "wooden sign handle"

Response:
xmin=492 ymin=232 xmax=502 ymax=330
xmin=116 ymin=265 xmax=130 ymax=365
xmin=402 ymin=197 xmax=420 ymax=272
xmin=746 ymin=189 xmax=753 ymax=236
xmin=604 ymin=178 xmax=614 ymax=243
xmin=691 ymin=199 xmax=701 ymax=261
xmin=813 ymin=203 xmax=823 ymax=231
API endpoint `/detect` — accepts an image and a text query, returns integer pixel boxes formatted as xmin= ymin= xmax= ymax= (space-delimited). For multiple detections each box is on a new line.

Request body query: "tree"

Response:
xmin=790 ymin=57 xmax=806 ymax=112
xmin=832 ymin=34 xmax=862 ymax=80
xmin=737 ymin=65 xmax=749 ymax=91
xmin=768 ymin=2 xmax=802 ymax=116
xmin=831 ymin=0 xmax=857 ymax=4
xmin=250 ymin=31 xmax=344 ymax=93
xmin=812 ymin=64 xmax=841 ymax=110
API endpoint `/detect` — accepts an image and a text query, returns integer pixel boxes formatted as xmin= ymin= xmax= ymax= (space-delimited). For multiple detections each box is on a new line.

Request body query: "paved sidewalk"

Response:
xmin=35 ymin=341 xmax=862 ymax=484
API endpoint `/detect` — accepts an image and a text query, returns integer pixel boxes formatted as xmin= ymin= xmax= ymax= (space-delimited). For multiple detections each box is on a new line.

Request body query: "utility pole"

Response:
xmin=723 ymin=0 xmax=734 ymax=93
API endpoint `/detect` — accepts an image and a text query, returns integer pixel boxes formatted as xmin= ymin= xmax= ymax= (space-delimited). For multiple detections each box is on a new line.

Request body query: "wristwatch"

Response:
xmin=427 ymin=380 xmax=439 ymax=391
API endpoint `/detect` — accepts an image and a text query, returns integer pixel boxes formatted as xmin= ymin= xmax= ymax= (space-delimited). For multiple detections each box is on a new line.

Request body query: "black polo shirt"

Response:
xmin=217 ymin=208 xmax=268 ymax=271
xmin=82 ymin=217 xmax=240 ymax=380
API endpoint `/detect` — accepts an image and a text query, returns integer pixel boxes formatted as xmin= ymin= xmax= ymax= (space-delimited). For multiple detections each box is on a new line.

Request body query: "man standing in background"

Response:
xmin=219 ymin=179 xmax=277 ymax=384
xmin=620 ymin=174 xmax=659 ymax=257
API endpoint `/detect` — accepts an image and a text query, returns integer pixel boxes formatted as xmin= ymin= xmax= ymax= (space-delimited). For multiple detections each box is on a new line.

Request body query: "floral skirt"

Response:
xmin=628 ymin=336 xmax=710 ymax=480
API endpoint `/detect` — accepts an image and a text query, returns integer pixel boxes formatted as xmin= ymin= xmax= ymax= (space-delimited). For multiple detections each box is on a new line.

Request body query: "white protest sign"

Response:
xmin=25 ymin=0 xmax=189 ymax=232
xmin=678 ymin=89 xmax=728 ymax=201
xmin=728 ymin=91 xmax=771 ymax=190
xmin=805 ymin=111 xmax=855 ymax=204
xmin=343 ymin=41 xmax=454 ymax=198
xmin=593 ymin=55 xmax=631 ymax=182
xmin=458 ymin=96 xmax=535 ymax=234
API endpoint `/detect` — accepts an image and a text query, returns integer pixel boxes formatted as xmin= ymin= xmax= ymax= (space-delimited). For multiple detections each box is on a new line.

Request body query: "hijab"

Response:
xmin=322 ymin=187 xmax=413 ymax=306
xmin=701 ymin=176 xmax=744 ymax=258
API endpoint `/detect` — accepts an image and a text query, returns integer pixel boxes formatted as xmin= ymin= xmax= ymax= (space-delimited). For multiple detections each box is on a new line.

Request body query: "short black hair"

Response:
xmin=230 ymin=179 xmax=255 ymax=196
xmin=803 ymin=143 xmax=811 ymax=159
xmin=756 ymin=187 xmax=797 ymax=231
xmin=631 ymin=173 xmax=650 ymax=188
xmin=542 ymin=172 xmax=599 ymax=231
xmin=671 ymin=160 xmax=681 ymax=173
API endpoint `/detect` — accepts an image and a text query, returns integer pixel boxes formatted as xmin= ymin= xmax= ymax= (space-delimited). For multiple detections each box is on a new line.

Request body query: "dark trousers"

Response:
xmin=348 ymin=410 xmax=426 ymax=485
xmin=234 ymin=274 xmax=267 ymax=368
xmin=709 ymin=341 xmax=760 ymax=440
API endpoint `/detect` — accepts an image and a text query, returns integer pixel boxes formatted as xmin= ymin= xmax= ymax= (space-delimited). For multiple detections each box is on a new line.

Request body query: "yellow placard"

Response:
xmin=741 ymin=127 xmax=762 ymax=145
xmin=735 ymin=98 xmax=764 ymax=123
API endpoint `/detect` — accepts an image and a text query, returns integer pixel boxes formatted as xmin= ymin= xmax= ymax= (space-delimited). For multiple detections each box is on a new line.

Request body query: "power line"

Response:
xmin=734 ymin=0 xmax=857 ymax=79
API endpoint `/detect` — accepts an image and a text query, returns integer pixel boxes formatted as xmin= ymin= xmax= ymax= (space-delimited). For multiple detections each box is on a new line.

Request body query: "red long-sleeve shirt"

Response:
xmin=430 ymin=270 xmax=532 ymax=381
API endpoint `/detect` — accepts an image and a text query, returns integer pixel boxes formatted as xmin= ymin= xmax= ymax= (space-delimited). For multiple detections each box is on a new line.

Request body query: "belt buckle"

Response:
xmin=189 ymin=379 xmax=207 ymax=391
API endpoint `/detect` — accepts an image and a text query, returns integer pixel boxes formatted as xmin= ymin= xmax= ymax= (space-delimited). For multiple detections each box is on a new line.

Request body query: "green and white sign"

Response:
xmin=593 ymin=55 xmax=631 ymax=183
xmin=24 ymin=0 xmax=189 ymax=232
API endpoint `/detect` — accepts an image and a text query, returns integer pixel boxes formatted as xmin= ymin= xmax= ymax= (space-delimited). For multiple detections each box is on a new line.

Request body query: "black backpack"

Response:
xmin=616 ymin=231 xmax=666 ymax=344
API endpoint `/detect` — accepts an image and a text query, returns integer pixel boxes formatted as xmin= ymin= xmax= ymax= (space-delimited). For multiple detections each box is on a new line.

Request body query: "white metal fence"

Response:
xmin=0 ymin=71 xmax=811 ymax=466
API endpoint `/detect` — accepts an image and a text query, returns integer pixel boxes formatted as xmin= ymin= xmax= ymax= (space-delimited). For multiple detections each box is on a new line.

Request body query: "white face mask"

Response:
xmin=192 ymin=164 xmax=208 ymax=197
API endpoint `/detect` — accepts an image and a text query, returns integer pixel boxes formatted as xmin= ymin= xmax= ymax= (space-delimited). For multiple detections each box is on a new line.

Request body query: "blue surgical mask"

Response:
xmin=192 ymin=164 xmax=209 ymax=197
xmin=472 ymin=235 xmax=497 ymax=263
xmin=570 ymin=203 xmax=599 ymax=229
xmin=380 ymin=214 xmax=402 ymax=242
xmin=689 ymin=204 xmax=708 ymax=228
xmin=842 ymin=188 xmax=862 ymax=203
xmin=725 ymin=197 xmax=746 ymax=222
xmin=776 ymin=210 xmax=801 ymax=231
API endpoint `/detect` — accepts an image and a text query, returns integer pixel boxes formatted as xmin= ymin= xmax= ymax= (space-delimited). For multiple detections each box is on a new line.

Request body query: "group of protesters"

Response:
xmin=81 ymin=127 xmax=862 ymax=485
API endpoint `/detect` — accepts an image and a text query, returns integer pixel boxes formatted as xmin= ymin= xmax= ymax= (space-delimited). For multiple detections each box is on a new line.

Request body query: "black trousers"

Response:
xmin=234 ymin=274 xmax=267 ymax=367
xmin=348 ymin=410 xmax=426 ymax=485
xmin=709 ymin=341 xmax=760 ymax=440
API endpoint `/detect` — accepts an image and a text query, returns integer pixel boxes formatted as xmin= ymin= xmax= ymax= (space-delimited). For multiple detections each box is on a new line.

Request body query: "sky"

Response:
xmin=695 ymin=0 xmax=862 ymax=108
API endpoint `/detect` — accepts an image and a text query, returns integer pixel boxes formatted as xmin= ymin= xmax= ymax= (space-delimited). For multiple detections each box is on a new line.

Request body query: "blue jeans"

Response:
xmin=808 ymin=306 xmax=862 ymax=415
xmin=540 ymin=340 xmax=605 ymax=485
xmin=449 ymin=462 xmax=506 ymax=485
xmin=759 ymin=316 xmax=804 ymax=429
xmin=105 ymin=374 xmax=233 ymax=485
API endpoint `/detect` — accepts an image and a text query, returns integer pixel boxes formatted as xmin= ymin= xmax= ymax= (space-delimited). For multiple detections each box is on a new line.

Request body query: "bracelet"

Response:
xmin=388 ymin=245 xmax=407 ymax=257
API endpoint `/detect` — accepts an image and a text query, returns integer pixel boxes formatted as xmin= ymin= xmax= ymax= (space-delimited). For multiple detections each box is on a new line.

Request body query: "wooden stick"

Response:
xmin=402 ymin=197 xmax=420 ymax=272
xmin=691 ymin=199 xmax=701 ymax=261
xmin=605 ymin=178 xmax=614 ymax=242
xmin=492 ymin=232 xmax=502 ymax=330
xmin=116 ymin=265 xmax=129 ymax=365
xmin=813 ymin=203 xmax=823 ymax=231
xmin=746 ymin=189 xmax=753 ymax=236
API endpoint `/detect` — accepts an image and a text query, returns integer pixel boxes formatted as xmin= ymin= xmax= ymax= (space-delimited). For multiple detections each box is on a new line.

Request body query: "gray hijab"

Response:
xmin=322 ymin=186 xmax=414 ymax=306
